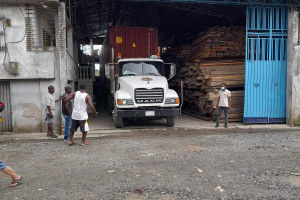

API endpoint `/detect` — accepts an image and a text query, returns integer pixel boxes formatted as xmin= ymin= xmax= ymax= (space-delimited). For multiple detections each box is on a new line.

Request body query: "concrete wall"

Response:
xmin=67 ymin=53 xmax=78 ymax=81
xmin=0 ymin=6 xmax=56 ymax=79
xmin=0 ymin=2 xmax=78 ymax=133
xmin=10 ymin=80 xmax=62 ymax=132
xmin=287 ymin=7 xmax=300 ymax=125
xmin=66 ymin=21 xmax=78 ymax=82
xmin=67 ymin=27 xmax=74 ymax=58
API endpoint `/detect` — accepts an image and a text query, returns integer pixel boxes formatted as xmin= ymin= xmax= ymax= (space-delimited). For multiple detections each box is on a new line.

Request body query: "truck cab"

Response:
xmin=105 ymin=57 xmax=180 ymax=128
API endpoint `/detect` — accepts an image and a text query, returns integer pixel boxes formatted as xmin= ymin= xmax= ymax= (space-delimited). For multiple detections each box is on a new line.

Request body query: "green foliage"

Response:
xmin=95 ymin=69 xmax=100 ymax=77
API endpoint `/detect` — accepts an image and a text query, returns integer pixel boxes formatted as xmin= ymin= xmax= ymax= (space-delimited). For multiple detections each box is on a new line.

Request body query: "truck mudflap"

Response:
xmin=117 ymin=108 xmax=180 ymax=118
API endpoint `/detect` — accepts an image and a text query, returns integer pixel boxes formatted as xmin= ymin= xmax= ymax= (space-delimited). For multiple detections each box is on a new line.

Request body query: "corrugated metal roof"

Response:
xmin=70 ymin=0 xmax=246 ymax=46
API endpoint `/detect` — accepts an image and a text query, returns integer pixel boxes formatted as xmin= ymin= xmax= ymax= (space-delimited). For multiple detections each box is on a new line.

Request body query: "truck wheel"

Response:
xmin=114 ymin=114 xmax=124 ymax=128
xmin=167 ymin=116 xmax=175 ymax=127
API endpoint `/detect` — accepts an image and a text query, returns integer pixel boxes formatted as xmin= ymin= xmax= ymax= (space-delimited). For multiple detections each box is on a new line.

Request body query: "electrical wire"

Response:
xmin=3 ymin=20 xmax=10 ymax=70
xmin=2 ymin=0 xmax=27 ymax=70
xmin=7 ymin=0 xmax=26 ymax=44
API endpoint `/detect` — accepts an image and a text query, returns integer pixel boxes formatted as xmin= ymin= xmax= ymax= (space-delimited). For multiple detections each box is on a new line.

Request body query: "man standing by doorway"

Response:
xmin=62 ymin=85 xmax=73 ymax=142
xmin=215 ymin=83 xmax=231 ymax=128
xmin=45 ymin=85 xmax=61 ymax=138
xmin=65 ymin=84 xmax=97 ymax=146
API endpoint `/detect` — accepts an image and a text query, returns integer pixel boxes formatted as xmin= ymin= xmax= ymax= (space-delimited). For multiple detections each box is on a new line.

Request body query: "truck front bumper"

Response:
xmin=117 ymin=108 xmax=180 ymax=118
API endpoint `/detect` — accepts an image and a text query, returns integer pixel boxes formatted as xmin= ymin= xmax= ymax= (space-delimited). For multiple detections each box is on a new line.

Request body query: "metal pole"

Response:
xmin=180 ymin=80 xmax=183 ymax=115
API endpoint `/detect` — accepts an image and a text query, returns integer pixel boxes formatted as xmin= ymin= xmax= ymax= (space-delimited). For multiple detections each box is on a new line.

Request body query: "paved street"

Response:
xmin=1 ymin=128 xmax=300 ymax=200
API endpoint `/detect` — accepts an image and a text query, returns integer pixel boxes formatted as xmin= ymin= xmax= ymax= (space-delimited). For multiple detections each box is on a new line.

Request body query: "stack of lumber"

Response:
xmin=170 ymin=60 xmax=245 ymax=122
xmin=191 ymin=26 xmax=245 ymax=61
xmin=169 ymin=62 xmax=204 ymax=115
xmin=176 ymin=45 xmax=193 ymax=63
xmin=167 ymin=26 xmax=246 ymax=122
xmin=199 ymin=60 xmax=245 ymax=89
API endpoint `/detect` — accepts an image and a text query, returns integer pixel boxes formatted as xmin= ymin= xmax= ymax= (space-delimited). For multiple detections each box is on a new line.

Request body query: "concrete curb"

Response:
xmin=0 ymin=125 xmax=299 ymax=143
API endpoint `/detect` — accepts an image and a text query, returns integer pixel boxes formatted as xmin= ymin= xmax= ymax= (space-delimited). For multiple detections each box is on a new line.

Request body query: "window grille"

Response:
xmin=246 ymin=7 xmax=287 ymax=61
xmin=25 ymin=6 xmax=57 ymax=51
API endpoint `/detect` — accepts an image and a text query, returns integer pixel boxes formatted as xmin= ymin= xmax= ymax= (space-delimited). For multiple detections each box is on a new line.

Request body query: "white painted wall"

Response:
xmin=0 ymin=3 xmax=78 ymax=133
xmin=0 ymin=6 xmax=56 ymax=79
xmin=67 ymin=53 xmax=77 ymax=81
xmin=287 ymin=7 xmax=300 ymax=125
xmin=10 ymin=80 xmax=63 ymax=132
xmin=67 ymin=27 xmax=74 ymax=57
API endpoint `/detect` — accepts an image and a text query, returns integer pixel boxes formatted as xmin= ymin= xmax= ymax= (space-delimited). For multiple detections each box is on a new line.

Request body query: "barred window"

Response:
xmin=25 ymin=6 xmax=56 ymax=51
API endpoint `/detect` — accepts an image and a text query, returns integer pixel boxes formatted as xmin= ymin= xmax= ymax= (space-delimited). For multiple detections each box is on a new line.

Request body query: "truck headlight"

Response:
xmin=117 ymin=99 xmax=134 ymax=105
xmin=165 ymin=98 xmax=180 ymax=104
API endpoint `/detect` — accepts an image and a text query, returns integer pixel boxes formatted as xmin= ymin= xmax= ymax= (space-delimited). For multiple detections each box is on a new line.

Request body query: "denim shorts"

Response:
xmin=0 ymin=158 xmax=7 ymax=171
xmin=45 ymin=114 xmax=54 ymax=124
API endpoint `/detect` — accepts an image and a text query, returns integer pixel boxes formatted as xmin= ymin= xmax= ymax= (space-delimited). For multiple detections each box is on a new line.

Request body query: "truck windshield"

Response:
xmin=119 ymin=61 xmax=164 ymax=77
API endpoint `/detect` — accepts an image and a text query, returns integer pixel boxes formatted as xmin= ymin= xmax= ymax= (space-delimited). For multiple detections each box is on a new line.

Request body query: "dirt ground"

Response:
xmin=0 ymin=128 xmax=300 ymax=200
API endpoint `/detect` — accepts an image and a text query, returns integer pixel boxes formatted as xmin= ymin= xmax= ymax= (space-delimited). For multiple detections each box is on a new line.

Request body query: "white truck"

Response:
xmin=105 ymin=56 xmax=181 ymax=128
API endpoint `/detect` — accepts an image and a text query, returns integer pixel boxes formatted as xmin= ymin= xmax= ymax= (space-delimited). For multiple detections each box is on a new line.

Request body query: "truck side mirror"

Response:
xmin=105 ymin=64 xmax=111 ymax=79
xmin=169 ymin=64 xmax=176 ymax=80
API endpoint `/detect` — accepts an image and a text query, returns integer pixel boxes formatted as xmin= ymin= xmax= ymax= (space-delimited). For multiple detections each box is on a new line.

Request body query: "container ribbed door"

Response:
xmin=244 ymin=7 xmax=287 ymax=124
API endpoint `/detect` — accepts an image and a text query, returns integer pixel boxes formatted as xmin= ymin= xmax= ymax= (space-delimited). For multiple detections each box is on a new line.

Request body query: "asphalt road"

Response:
xmin=0 ymin=128 xmax=300 ymax=200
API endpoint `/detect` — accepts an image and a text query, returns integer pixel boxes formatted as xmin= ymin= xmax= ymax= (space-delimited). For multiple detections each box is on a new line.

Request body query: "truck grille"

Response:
xmin=135 ymin=88 xmax=164 ymax=104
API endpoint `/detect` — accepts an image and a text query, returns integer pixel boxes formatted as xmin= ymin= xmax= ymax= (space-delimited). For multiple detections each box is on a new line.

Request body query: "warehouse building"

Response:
xmin=0 ymin=0 xmax=300 ymax=132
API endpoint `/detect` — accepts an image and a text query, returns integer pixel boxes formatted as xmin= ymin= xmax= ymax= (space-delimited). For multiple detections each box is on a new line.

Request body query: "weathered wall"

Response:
xmin=287 ymin=7 xmax=300 ymax=125
xmin=66 ymin=20 xmax=78 ymax=82
xmin=67 ymin=27 xmax=74 ymax=58
xmin=10 ymin=80 xmax=62 ymax=133
xmin=0 ymin=2 xmax=78 ymax=133
xmin=10 ymin=81 xmax=42 ymax=132
xmin=0 ymin=6 xmax=56 ymax=79
xmin=67 ymin=53 xmax=78 ymax=81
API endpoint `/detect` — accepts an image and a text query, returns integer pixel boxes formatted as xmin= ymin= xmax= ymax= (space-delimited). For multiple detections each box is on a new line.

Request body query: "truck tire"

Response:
xmin=167 ymin=116 xmax=175 ymax=127
xmin=114 ymin=113 xmax=124 ymax=128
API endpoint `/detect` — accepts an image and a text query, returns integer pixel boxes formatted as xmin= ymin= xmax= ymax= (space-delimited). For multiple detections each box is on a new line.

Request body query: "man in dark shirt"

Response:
xmin=62 ymin=85 xmax=73 ymax=142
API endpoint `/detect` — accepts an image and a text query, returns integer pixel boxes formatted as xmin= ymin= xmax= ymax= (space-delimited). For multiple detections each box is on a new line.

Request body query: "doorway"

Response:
xmin=244 ymin=7 xmax=287 ymax=123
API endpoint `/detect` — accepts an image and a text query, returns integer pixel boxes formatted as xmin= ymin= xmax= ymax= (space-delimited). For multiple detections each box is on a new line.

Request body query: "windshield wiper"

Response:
xmin=123 ymin=74 xmax=137 ymax=76
xmin=144 ymin=73 xmax=159 ymax=76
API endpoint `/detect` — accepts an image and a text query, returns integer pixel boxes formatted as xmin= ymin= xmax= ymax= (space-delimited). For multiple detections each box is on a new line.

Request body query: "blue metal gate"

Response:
xmin=244 ymin=7 xmax=287 ymax=124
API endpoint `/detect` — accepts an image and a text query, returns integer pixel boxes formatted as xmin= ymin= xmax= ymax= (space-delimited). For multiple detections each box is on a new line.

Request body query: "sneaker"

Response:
xmin=215 ymin=124 xmax=219 ymax=128
xmin=225 ymin=124 xmax=228 ymax=128
xmin=50 ymin=135 xmax=58 ymax=139
xmin=64 ymin=139 xmax=69 ymax=143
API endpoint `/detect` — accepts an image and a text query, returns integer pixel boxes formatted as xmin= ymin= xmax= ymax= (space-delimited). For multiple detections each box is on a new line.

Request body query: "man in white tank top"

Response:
xmin=65 ymin=84 xmax=97 ymax=146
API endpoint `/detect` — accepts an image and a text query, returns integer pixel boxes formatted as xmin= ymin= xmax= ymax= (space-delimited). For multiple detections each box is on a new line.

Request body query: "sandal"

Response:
xmin=81 ymin=142 xmax=89 ymax=146
xmin=9 ymin=176 xmax=23 ymax=187
xmin=69 ymin=141 xmax=75 ymax=146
